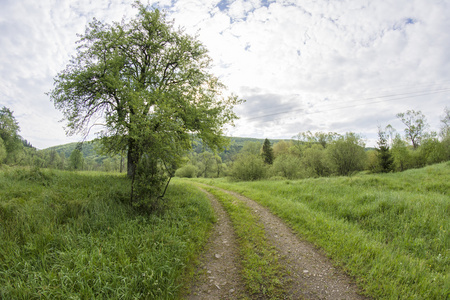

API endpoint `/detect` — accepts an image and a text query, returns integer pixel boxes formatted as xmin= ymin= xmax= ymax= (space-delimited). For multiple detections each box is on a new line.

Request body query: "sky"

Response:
xmin=1 ymin=0 xmax=449 ymax=149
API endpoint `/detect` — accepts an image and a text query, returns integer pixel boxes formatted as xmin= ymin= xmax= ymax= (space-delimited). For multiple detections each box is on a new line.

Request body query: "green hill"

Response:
xmin=44 ymin=137 xmax=287 ymax=159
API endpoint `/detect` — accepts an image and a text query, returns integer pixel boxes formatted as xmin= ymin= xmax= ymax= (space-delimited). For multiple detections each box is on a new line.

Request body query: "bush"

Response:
xmin=175 ymin=164 xmax=198 ymax=178
xmin=391 ymin=137 xmax=412 ymax=171
xmin=271 ymin=154 xmax=302 ymax=179
xmin=230 ymin=153 xmax=267 ymax=181
xmin=326 ymin=133 xmax=366 ymax=176
xmin=419 ymin=137 xmax=447 ymax=165
xmin=302 ymin=144 xmax=331 ymax=177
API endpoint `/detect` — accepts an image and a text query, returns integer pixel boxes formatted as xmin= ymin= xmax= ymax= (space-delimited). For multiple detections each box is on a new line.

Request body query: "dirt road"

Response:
xmin=187 ymin=186 xmax=369 ymax=299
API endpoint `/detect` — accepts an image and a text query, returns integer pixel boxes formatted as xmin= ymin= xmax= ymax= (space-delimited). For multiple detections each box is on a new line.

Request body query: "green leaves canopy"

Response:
xmin=0 ymin=106 xmax=23 ymax=163
xmin=49 ymin=2 xmax=242 ymax=178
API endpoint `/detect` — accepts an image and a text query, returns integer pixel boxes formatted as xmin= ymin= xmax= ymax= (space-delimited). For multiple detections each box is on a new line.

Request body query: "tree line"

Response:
xmin=0 ymin=110 xmax=124 ymax=172
xmin=175 ymin=108 xmax=450 ymax=181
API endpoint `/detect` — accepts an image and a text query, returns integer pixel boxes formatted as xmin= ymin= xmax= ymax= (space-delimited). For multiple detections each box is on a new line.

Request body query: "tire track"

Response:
xmin=187 ymin=185 xmax=369 ymax=299
xmin=187 ymin=188 xmax=246 ymax=299
xmin=224 ymin=189 xmax=370 ymax=300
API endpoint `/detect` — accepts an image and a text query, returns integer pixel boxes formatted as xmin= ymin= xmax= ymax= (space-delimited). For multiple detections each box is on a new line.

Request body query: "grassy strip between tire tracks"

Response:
xmin=195 ymin=183 xmax=289 ymax=299
xmin=191 ymin=162 xmax=450 ymax=300
xmin=0 ymin=166 xmax=215 ymax=299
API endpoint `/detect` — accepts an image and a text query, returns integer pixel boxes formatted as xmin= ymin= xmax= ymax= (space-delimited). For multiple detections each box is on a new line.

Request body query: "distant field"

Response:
xmin=0 ymin=167 xmax=214 ymax=299
xmin=191 ymin=162 xmax=450 ymax=299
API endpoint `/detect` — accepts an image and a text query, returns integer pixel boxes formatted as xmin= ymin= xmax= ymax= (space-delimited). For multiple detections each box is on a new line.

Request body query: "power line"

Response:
xmin=243 ymin=87 xmax=450 ymax=121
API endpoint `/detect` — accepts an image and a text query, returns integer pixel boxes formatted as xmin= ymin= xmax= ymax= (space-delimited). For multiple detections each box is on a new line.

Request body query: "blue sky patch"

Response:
xmin=217 ymin=0 xmax=229 ymax=11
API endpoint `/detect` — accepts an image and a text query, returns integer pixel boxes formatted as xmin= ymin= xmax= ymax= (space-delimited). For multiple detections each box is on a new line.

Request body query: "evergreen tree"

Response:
xmin=375 ymin=127 xmax=393 ymax=173
xmin=261 ymin=138 xmax=274 ymax=164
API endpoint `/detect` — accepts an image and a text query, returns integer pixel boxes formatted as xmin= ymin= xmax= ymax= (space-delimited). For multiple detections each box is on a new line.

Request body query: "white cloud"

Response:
xmin=1 ymin=0 xmax=449 ymax=149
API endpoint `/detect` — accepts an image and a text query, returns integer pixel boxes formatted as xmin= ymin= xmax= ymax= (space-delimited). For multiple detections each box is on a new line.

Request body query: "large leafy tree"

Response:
xmin=49 ymin=3 xmax=241 ymax=202
xmin=69 ymin=148 xmax=84 ymax=170
xmin=396 ymin=110 xmax=428 ymax=149
xmin=0 ymin=106 xmax=23 ymax=163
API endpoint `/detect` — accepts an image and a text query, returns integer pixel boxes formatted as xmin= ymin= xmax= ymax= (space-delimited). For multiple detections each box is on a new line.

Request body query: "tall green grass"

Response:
xmin=192 ymin=162 xmax=450 ymax=299
xmin=0 ymin=166 xmax=214 ymax=299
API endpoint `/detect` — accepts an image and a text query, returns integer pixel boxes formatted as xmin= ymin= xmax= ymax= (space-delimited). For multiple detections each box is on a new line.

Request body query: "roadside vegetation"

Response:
xmin=0 ymin=167 xmax=214 ymax=299
xmin=192 ymin=162 xmax=449 ymax=299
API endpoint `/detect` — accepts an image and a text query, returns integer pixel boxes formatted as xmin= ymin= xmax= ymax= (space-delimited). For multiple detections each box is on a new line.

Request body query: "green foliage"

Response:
xmin=442 ymin=135 xmax=450 ymax=160
xmin=196 ymin=151 xmax=216 ymax=177
xmin=261 ymin=138 xmax=274 ymax=164
xmin=272 ymin=140 xmax=294 ymax=157
xmin=0 ymin=106 xmax=23 ymax=163
xmin=301 ymin=143 xmax=331 ymax=177
xmin=294 ymin=131 xmax=339 ymax=150
xmin=196 ymin=162 xmax=450 ymax=299
xmin=131 ymin=154 xmax=169 ymax=211
xmin=326 ymin=132 xmax=367 ymax=176
xmin=44 ymin=141 xmax=124 ymax=172
xmin=175 ymin=164 xmax=198 ymax=178
xmin=0 ymin=168 xmax=214 ymax=299
xmin=419 ymin=134 xmax=447 ymax=165
xmin=271 ymin=154 xmax=302 ymax=179
xmin=69 ymin=148 xmax=84 ymax=170
xmin=241 ymin=141 xmax=262 ymax=155
xmin=396 ymin=110 xmax=428 ymax=149
xmin=230 ymin=153 xmax=267 ymax=181
xmin=374 ymin=127 xmax=393 ymax=173
xmin=390 ymin=135 xmax=412 ymax=171
xmin=49 ymin=2 xmax=240 ymax=172
xmin=440 ymin=107 xmax=450 ymax=139
xmin=49 ymin=1 xmax=241 ymax=208
xmin=0 ymin=137 xmax=6 ymax=163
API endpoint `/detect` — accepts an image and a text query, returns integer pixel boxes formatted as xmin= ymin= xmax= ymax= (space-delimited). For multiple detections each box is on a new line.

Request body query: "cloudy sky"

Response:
xmin=1 ymin=0 xmax=449 ymax=149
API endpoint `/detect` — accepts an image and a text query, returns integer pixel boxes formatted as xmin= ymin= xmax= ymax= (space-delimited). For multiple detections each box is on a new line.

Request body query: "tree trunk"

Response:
xmin=120 ymin=150 xmax=124 ymax=173
xmin=127 ymin=139 xmax=137 ymax=178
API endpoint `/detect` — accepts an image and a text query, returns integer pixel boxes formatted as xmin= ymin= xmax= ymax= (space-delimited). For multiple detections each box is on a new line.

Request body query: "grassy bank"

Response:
xmin=0 ymin=167 xmax=214 ymax=299
xmin=191 ymin=162 xmax=450 ymax=299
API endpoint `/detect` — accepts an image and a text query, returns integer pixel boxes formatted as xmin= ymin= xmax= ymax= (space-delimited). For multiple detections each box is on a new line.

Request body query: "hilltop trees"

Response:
xmin=49 ymin=2 xmax=241 ymax=206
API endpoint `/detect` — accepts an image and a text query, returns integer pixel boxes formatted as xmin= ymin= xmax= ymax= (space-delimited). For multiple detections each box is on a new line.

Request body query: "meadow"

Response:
xmin=0 ymin=167 xmax=214 ymax=299
xmin=192 ymin=162 xmax=450 ymax=299
xmin=1 ymin=162 xmax=448 ymax=299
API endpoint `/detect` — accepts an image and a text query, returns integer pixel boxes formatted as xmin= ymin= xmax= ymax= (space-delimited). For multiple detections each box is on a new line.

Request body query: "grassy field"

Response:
xmin=191 ymin=162 xmax=450 ymax=299
xmin=0 ymin=166 xmax=214 ymax=299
